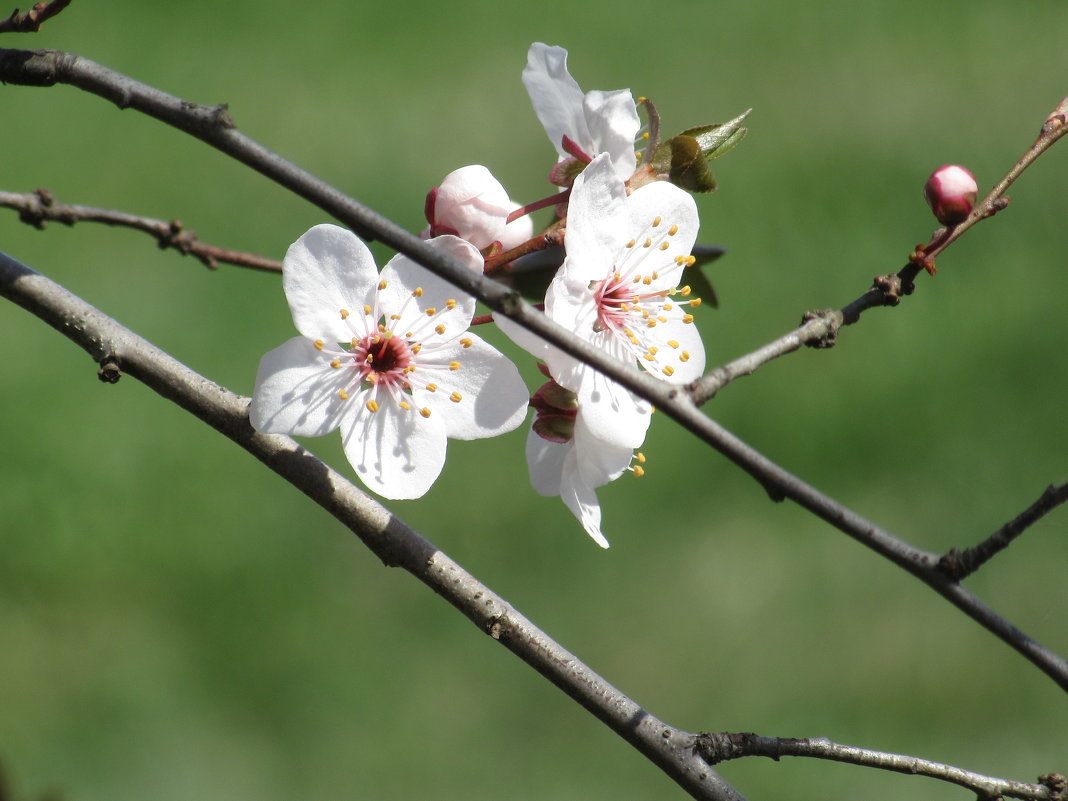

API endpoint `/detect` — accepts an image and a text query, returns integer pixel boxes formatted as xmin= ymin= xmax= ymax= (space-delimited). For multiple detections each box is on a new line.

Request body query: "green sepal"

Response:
xmin=653 ymin=134 xmax=718 ymax=193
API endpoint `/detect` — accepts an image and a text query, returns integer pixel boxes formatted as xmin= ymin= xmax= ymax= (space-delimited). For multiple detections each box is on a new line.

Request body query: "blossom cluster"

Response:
xmin=250 ymin=42 xmax=716 ymax=548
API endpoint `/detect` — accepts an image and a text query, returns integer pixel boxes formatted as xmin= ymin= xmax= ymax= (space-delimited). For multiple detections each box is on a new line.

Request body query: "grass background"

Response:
xmin=1 ymin=1 xmax=1066 ymax=799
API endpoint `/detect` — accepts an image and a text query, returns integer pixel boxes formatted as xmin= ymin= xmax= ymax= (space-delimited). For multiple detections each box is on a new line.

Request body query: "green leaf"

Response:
xmin=680 ymin=108 xmax=751 ymax=161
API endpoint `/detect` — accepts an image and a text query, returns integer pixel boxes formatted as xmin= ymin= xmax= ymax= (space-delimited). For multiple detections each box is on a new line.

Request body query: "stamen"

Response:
xmin=449 ymin=361 xmax=460 ymax=371
xmin=690 ymin=298 xmax=702 ymax=308
xmin=680 ymin=351 xmax=691 ymax=362
xmin=658 ymin=242 xmax=670 ymax=251
xmin=626 ymin=239 xmax=636 ymax=248
xmin=643 ymin=238 xmax=652 ymax=248
xmin=662 ymin=365 xmax=675 ymax=377
xmin=313 ymin=339 xmax=325 ymax=351
xmin=682 ymin=314 xmax=694 ymax=324
xmin=434 ymin=324 xmax=446 ymax=335
xmin=667 ymin=340 xmax=679 ymax=349
xmin=652 ymin=216 xmax=662 ymax=227
xmin=632 ymin=465 xmax=645 ymax=478
xmin=426 ymin=383 xmax=438 ymax=392
xmin=365 ymin=400 xmax=379 ymax=413
xmin=445 ymin=299 xmax=457 ymax=310
xmin=449 ymin=392 xmax=462 ymax=403
xmin=413 ymin=287 xmax=423 ymax=297
xmin=338 ymin=389 xmax=349 ymax=400
xmin=424 ymin=307 xmax=437 ymax=316
xmin=460 ymin=338 xmax=472 ymax=348
xmin=420 ymin=407 xmax=431 ymax=418
xmin=340 ymin=308 xmax=350 ymax=319
xmin=636 ymin=452 xmax=646 ymax=463
xmin=399 ymin=401 xmax=411 ymax=410
xmin=363 ymin=304 xmax=372 ymax=315
xmin=668 ymin=224 xmax=679 ymax=236
xmin=378 ymin=280 xmax=387 ymax=290
xmin=330 ymin=359 xmax=341 ymax=369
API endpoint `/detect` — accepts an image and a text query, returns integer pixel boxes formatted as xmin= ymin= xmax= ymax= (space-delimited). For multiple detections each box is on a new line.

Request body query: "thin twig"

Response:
xmin=0 ymin=0 xmax=72 ymax=34
xmin=689 ymin=95 xmax=1068 ymax=403
xmin=0 ymin=249 xmax=747 ymax=801
xmin=1 ymin=45 xmax=1065 ymax=693
xmin=939 ymin=483 xmax=1068 ymax=581
xmin=695 ymin=732 xmax=1066 ymax=801
xmin=0 ymin=188 xmax=282 ymax=272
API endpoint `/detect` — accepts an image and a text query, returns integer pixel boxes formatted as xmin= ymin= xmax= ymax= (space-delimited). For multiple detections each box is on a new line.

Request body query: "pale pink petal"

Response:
xmin=583 ymin=89 xmax=641 ymax=181
xmin=523 ymin=43 xmax=588 ymax=162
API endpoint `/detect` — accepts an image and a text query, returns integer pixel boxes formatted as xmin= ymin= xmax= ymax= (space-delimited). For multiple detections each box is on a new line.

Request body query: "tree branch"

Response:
xmin=0 ymin=188 xmax=282 ymax=272
xmin=939 ymin=483 xmax=1068 ymax=581
xmin=689 ymin=95 xmax=1068 ymax=403
xmin=0 ymin=0 xmax=72 ymax=34
xmin=0 ymin=249 xmax=747 ymax=801
xmin=2 ymin=45 xmax=1065 ymax=694
xmin=695 ymin=732 xmax=1066 ymax=801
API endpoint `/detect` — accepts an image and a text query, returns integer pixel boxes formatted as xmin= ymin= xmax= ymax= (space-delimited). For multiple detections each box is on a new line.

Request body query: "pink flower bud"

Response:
xmin=924 ymin=165 xmax=978 ymax=226
xmin=423 ymin=165 xmax=533 ymax=252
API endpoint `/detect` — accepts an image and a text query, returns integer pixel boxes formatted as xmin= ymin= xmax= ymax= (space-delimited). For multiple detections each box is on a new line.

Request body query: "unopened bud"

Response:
xmin=924 ymin=165 xmax=978 ymax=226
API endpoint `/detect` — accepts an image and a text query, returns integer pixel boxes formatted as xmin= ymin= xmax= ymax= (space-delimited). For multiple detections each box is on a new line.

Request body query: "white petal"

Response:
xmin=571 ymin=411 xmax=635 ymax=488
xmin=433 ymin=165 xmax=515 ymax=250
xmin=523 ymin=43 xmax=588 ymax=161
xmin=377 ymin=236 xmax=481 ymax=344
xmin=650 ymin=316 xmax=706 ymax=383
xmin=249 ymin=336 xmax=350 ymax=437
xmin=500 ymin=203 xmax=535 ymax=252
xmin=412 ymin=336 xmax=529 ymax=440
xmin=339 ymin=401 xmax=447 ymax=500
xmin=574 ymin=369 xmax=651 ymax=451
xmin=625 ymin=180 xmax=700 ymax=276
xmin=283 ymin=224 xmax=378 ymax=343
xmin=525 ymin=426 xmax=566 ymax=497
xmin=583 ymin=89 xmax=641 ymax=181
xmin=559 ymin=154 xmax=627 ymax=286
xmin=558 ymin=450 xmax=610 ymax=548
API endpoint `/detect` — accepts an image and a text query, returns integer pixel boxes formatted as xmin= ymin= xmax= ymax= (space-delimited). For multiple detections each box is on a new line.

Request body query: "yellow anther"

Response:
xmin=405 ymin=332 xmax=413 ymax=339
xmin=632 ymin=275 xmax=641 ymax=283
xmin=390 ymin=314 xmax=400 ymax=320
xmin=425 ymin=307 xmax=437 ymax=316
xmin=412 ymin=344 xmax=422 ymax=354
xmin=426 ymin=383 xmax=438 ymax=392
xmin=642 ymin=276 xmax=653 ymax=286
xmin=682 ymin=314 xmax=694 ymax=324
xmin=449 ymin=361 xmax=460 ymax=371
xmin=340 ymin=308 xmax=350 ymax=319
xmin=614 ymin=271 xmax=622 ymax=281
xmin=648 ymin=346 xmax=658 ymax=355
xmin=330 ymin=359 xmax=341 ymax=369
xmin=690 ymin=298 xmax=702 ymax=308
xmin=652 ymin=216 xmax=662 ymax=227
xmin=632 ymin=465 xmax=645 ymax=478
xmin=663 ymin=302 xmax=674 ymax=311
xmin=643 ymin=238 xmax=653 ymax=248
xmin=378 ymin=280 xmax=387 ymax=290
xmin=668 ymin=340 xmax=679 ymax=349
xmin=658 ymin=241 xmax=670 ymax=251
xmin=413 ymin=287 xmax=423 ymax=297
xmin=351 ymin=337 xmax=359 ymax=349
xmin=338 ymin=389 xmax=349 ymax=400
xmin=460 ymin=337 xmax=472 ymax=348
xmin=685 ymin=255 xmax=697 ymax=266
xmin=662 ymin=365 xmax=675 ymax=377
xmin=363 ymin=304 xmax=372 ymax=315
xmin=641 ymin=310 xmax=650 ymax=319
xmin=445 ymin=299 xmax=457 ymax=310
xmin=668 ymin=224 xmax=679 ymax=236
xmin=399 ymin=401 xmax=411 ymax=410
xmin=434 ymin=324 xmax=446 ymax=335
xmin=658 ymin=315 xmax=667 ymax=323
xmin=420 ymin=407 xmax=431 ymax=418
xmin=644 ymin=353 xmax=655 ymax=361
xmin=365 ymin=400 xmax=379 ymax=413
xmin=642 ymin=132 xmax=650 ymax=140
xmin=680 ymin=351 xmax=691 ymax=362
xmin=626 ymin=239 xmax=636 ymax=248
xmin=313 ymin=339 xmax=325 ymax=351
xmin=629 ymin=335 xmax=640 ymax=345
xmin=680 ymin=285 xmax=692 ymax=296
xmin=647 ymin=320 xmax=658 ymax=328
xmin=636 ymin=452 xmax=646 ymax=464
xmin=449 ymin=392 xmax=462 ymax=403
xmin=675 ymin=255 xmax=686 ymax=265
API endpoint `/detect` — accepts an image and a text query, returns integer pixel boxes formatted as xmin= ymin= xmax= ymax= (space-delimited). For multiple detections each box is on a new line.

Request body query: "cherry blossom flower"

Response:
xmin=526 ymin=376 xmax=638 ymax=548
xmin=522 ymin=42 xmax=641 ymax=183
xmin=250 ymin=224 xmax=529 ymax=499
xmin=423 ymin=165 xmax=533 ymax=252
xmin=500 ymin=153 xmax=705 ymax=451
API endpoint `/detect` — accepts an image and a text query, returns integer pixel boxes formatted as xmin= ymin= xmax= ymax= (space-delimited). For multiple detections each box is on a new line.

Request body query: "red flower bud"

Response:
xmin=924 ymin=165 xmax=978 ymax=226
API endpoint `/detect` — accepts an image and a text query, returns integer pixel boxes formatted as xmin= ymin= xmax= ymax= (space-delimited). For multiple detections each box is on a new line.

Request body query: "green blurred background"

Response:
xmin=2 ymin=1 xmax=1066 ymax=799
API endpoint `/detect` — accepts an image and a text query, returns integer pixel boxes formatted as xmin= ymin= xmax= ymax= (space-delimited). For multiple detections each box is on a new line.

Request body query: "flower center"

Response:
xmin=352 ymin=332 xmax=413 ymax=390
